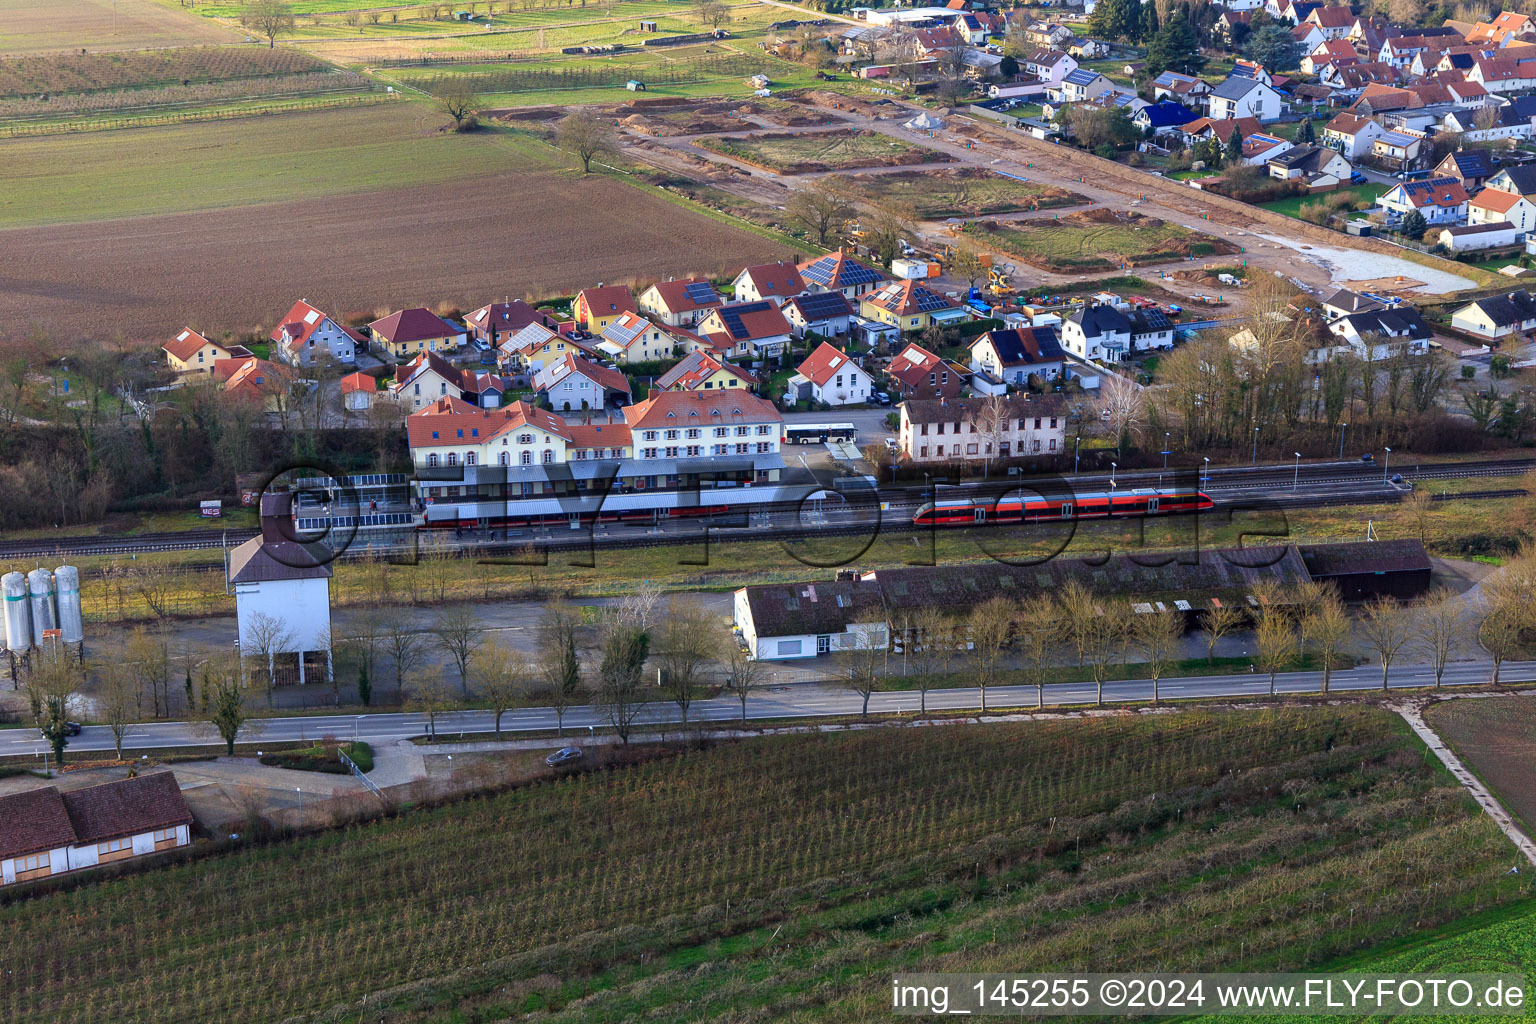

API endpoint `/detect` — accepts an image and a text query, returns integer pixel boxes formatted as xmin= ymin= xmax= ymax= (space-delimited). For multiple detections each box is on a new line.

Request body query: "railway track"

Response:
xmin=1 ymin=458 xmax=1530 ymax=563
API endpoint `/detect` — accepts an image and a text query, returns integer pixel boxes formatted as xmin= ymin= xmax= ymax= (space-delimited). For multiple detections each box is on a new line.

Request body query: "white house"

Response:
xmin=791 ymin=342 xmax=875 ymax=406
xmin=897 ymin=394 xmax=1068 ymax=463
xmin=1326 ymin=306 xmax=1433 ymax=357
xmin=532 ymin=352 xmax=632 ymax=411
xmin=783 ymin=291 xmax=855 ymax=339
xmin=1438 ymin=222 xmax=1523 ymax=251
xmin=0 ymin=773 xmax=192 ymax=886
xmin=230 ymin=492 xmax=333 ymax=687
xmin=1322 ymin=112 xmax=1386 ymax=159
xmin=731 ymin=262 xmax=806 ymax=305
xmin=1469 ymin=188 xmax=1536 ymax=235
xmin=968 ymin=327 xmax=1066 ymax=386
xmin=1023 ymin=48 xmax=1077 ymax=83
xmin=269 ymin=300 xmax=360 ymax=367
xmin=340 ymin=371 xmax=376 ymax=412
xmin=1061 ymin=304 xmax=1132 ymax=363
xmin=1450 ymin=290 xmax=1536 ymax=338
xmin=1267 ymin=144 xmax=1353 ymax=186
xmin=1208 ymin=76 xmax=1283 ymax=122
xmin=1056 ymin=68 xmax=1115 ymax=103
xmin=1380 ymin=178 xmax=1469 ymax=226
xmin=733 ymin=580 xmax=888 ymax=661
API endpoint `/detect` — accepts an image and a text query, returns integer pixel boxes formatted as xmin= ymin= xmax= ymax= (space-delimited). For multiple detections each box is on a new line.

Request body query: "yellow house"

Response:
xmin=859 ymin=280 xmax=964 ymax=332
xmin=572 ymin=285 xmax=637 ymax=333
xmin=162 ymin=328 xmax=251 ymax=375
xmin=368 ymin=308 xmax=467 ymax=362
xmin=596 ymin=312 xmax=680 ymax=365
xmin=654 ymin=350 xmax=756 ymax=392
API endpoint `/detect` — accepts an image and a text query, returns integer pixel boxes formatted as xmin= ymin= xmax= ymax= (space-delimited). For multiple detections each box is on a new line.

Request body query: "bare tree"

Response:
xmin=1414 ymin=589 xmax=1467 ymax=689
xmin=1359 ymin=596 xmax=1410 ymax=692
xmin=786 ymin=176 xmax=857 ymax=247
xmin=839 ymin=623 xmax=886 ymax=716
xmin=381 ymin=613 xmax=427 ymax=704
xmin=908 ymin=605 xmax=951 ymax=714
xmin=127 ymin=563 xmax=176 ymax=621
xmin=694 ymin=0 xmax=729 ymax=30
xmin=1478 ymin=586 xmax=1526 ymax=686
xmin=597 ymin=616 xmax=650 ymax=743
xmin=557 ymin=109 xmax=617 ymax=173
xmin=616 ymin=579 xmax=664 ymax=632
xmin=1096 ymin=372 xmax=1145 ymax=457
xmin=1198 ymin=602 xmax=1244 ymax=666
xmin=435 ymin=605 xmax=486 ymax=697
xmin=1058 ymin=579 xmax=1095 ymax=668
xmin=438 ymin=78 xmax=479 ymax=131
xmin=346 ymin=609 xmax=387 ymax=706
xmin=537 ymin=600 xmax=584 ymax=737
xmin=409 ymin=666 xmax=457 ymax=742
xmin=472 ymin=639 xmax=530 ymax=736
xmin=242 ymin=0 xmax=296 ymax=47
xmin=126 ymin=625 xmax=171 ymax=718
xmin=29 ymin=649 xmax=82 ymax=767
xmin=98 ymin=658 xmax=138 ymax=759
xmin=723 ymin=632 xmax=764 ymax=723
xmin=968 ymin=596 xmax=1013 ymax=712
xmin=1134 ymin=607 xmax=1182 ymax=705
xmin=242 ymin=611 xmax=294 ymax=708
xmin=1253 ymin=609 xmax=1299 ymax=696
xmin=1084 ymin=600 xmax=1131 ymax=705
xmin=1403 ymin=484 xmax=1435 ymax=545
xmin=1301 ymin=584 xmax=1350 ymax=694
xmin=1015 ymin=594 xmax=1061 ymax=708
xmin=968 ymin=393 xmax=1012 ymax=479
xmin=657 ymin=596 xmax=723 ymax=734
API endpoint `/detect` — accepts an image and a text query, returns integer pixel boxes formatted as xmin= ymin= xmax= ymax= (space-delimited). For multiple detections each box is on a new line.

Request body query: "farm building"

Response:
xmin=0 ymin=772 xmax=192 ymax=886
xmin=1297 ymin=540 xmax=1433 ymax=600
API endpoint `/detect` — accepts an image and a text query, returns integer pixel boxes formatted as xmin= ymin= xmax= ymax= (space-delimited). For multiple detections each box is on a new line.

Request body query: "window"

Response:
xmin=919 ymin=446 xmax=928 ymax=458
xmin=967 ymin=443 xmax=979 ymax=455
xmin=756 ymin=425 xmax=773 ymax=435
xmin=687 ymin=445 xmax=701 ymax=457
xmin=736 ymin=443 xmax=750 ymax=454
xmin=1034 ymin=418 xmax=1042 ymax=429
xmin=664 ymin=429 xmax=679 ymax=440
xmin=715 ymin=427 xmax=729 ymax=437
xmin=713 ymin=443 xmax=728 ymax=455
xmin=1032 ymin=440 xmax=1042 ymax=452
xmin=542 ymin=450 xmax=554 ymax=464
xmin=643 ymin=447 xmax=658 ymax=459
xmin=19 ymin=852 xmax=49 ymax=873
xmin=413 ymin=383 xmax=420 ymax=396
xmin=1049 ymin=438 xmax=1057 ymax=451
xmin=439 ymin=383 xmax=447 ymax=396
xmin=776 ymin=639 xmax=802 ymax=656
xmin=447 ymin=453 xmax=458 ymax=466
xmin=1051 ymin=417 xmax=1058 ymax=428
xmin=686 ymin=428 xmax=701 ymax=439
xmin=920 ymin=423 xmax=928 ymax=436
xmin=1017 ymin=417 xmax=1027 ymax=429
xmin=665 ymin=446 xmax=678 ymax=458
xmin=610 ymin=448 xmax=624 ymax=459
xmin=465 ymin=452 xmax=476 ymax=466
xmin=735 ymin=426 xmax=750 ymax=436
xmin=574 ymin=449 xmax=587 ymax=461
xmin=518 ymin=433 xmax=533 ymax=444
xmin=499 ymin=452 xmax=509 ymax=466
xmin=427 ymin=453 xmax=439 ymax=468
xmin=520 ymin=451 xmax=532 ymax=465
xmin=644 ymin=431 xmax=658 ymax=441
xmin=937 ymin=423 xmax=945 ymax=435
xmin=98 ymin=837 xmax=131 ymax=855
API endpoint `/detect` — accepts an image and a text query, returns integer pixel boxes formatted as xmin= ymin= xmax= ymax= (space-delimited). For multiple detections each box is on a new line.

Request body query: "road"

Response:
xmin=9 ymin=658 xmax=1535 ymax=758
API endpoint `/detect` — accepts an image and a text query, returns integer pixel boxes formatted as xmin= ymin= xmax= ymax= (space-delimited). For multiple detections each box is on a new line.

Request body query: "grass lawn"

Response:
xmin=4 ymin=708 xmax=1525 ymax=1023
xmin=0 ymin=101 xmax=557 ymax=229
xmin=848 ymin=167 xmax=1089 ymax=218
xmin=696 ymin=128 xmax=947 ymax=174
xmin=967 ymin=212 xmax=1237 ymax=272
xmin=1259 ymin=182 xmax=1386 ymax=219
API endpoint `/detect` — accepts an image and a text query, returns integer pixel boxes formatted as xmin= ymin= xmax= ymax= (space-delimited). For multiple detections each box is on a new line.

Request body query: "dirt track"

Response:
xmin=0 ymin=170 xmax=789 ymax=346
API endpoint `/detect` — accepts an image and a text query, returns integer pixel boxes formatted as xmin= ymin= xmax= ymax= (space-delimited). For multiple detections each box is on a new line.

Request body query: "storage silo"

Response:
xmin=26 ymin=568 xmax=56 ymax=646
xmin=54 ymin=565 xmax=83 ymax=645
xmin=1 ymin=571 xmax=29 ymax=653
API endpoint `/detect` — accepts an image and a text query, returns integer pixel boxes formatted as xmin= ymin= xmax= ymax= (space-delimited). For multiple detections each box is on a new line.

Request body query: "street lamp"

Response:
xmin=1109 ymin=462 xmax=1117 ymax=514
xmin=1073 ymin=435 xmax=1081 ymax=475
xmin=1251 ymin=425 xmax=1259 ymax=465
xmin=296 ymin=787 xmax=303 ymax=830
xmin=1162 ymin=431 xmax=1171 ymax=470
xmin=1202 ymin=456 xmax=1210 ymax=489
xmin=1383 ymin=446 xmax=1392 ymax=482
xmin=1293 ymin=452 xmax=1301 ymax=491
xmin=1339 ymin=422 xmax=1348 ymax=460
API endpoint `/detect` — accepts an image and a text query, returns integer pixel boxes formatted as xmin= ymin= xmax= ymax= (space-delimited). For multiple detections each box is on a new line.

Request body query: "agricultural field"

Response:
xmin=0 ymin=103 xmax=785 ymax=344
xmin=1425 ymin=696 xmax=1536 ymax=836
xmin=696 ymin=128 xmax=949 ymax=174
xmin=849 ymin=167 xmax=1089 ymax=219
xmin=0 ymin=0 xmax=239 ymax=53
xmin=0 ymin=708 xmax=1526 ymax=1023
xmin=966 ymin=209 xmax=1241 ymax=273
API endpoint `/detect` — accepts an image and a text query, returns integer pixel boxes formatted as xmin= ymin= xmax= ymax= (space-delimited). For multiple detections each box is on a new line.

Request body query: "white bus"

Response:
xmin=783 ymin=422 xmax=858 ymax=445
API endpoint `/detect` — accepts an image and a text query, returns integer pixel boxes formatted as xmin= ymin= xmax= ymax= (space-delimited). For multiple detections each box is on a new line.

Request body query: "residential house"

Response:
xmin=886 ymin=343 xmax=963 ymax=401
xmin=1151 ymin=69 xmax=1212 ymax=109
xmin=1438 ymin=221 xmax=1523 ymax=251
xmin=1242 ymin=132 xmax=1294 ymax=165
xmin=1127 ymin=307 xmax=1177 ymax=353
xmin=1267 ymin=144 xmax=1353 ymax=187
xmin=1443 ymin=102 xmax=1536 ymax=141
xmin=464 ymin=300 xmax=553 ymax=350
xmin=1371 ymin=127 xmax=1430 ymax=169
xmin=798 ymin=252 xmax=889 ymax=301
xmin=1378 ymin=177 xmax=1469 ymax=226
xmin=533 ymin=352 xmax=632 ymax=411
xmin=859 ymin=280 xmax=966 ymax=332
xmin=897 ymin=394 xmax=1068 ymax=464
xmin=1208 ymin=76 xmax=1283 ymax=122
xmin=694 ymin=301 xmax=794 ymax=362
xmin=501 ymin=323 xmax=597 ymax=374
xmin=269 ymin=300 xmax=360 ymax=367
xmin=1324 ymin=61 xmax=1405 ymax=95
xmin=731 ymin=262 xmax=806 ymax=305
xmin=731 ymin=577 xmax=889 ymax=661
xmin=1303 ymin=4 xmax=1356 ymax=40
xmin=1466 ymin=11 xmax=1536 ymax=46
xmin=1433 ymin=147 xmax=1497 ymax=189
xmin=968 ymin=326 xmax=1065 ymax=386
xmin=654 ymin=350 xmax=757 ymax=392
xmin=787 ymin=342 xmax=875 ymax=406
xmin=162 ymin=328 xmax=251 ymax=376
xmin=1024 ymin=48 xmax=1077 ymax=83
xmin=572 ymin=285 xmax=636 ymax=332
xmin=1133 ymin=100 xmax=1201 ymax=135
xmin=1060 ymin=304 xmax=1132 ymax=363
xmin=369 ymin=308 xmax=467 ymax=362
xmin=1486 ymin=163 xmax=1536 ymax=198
xmin=1381 ymin=32 xmax=1467 ymax=69
xmin=1321 ymin=288 xmax=1387 ymax=320
xmin=1449 ymin=289 xmax=1536 ymax=337
xmin=1468 ymin=56 xmax=1536 ymax=93
xmin=1469 ymin=188 xmax=1536 ymax=235
xmin=340 ymin=371 xmax=377 ymax=412
xmin=393 ymin=351 xmax=505 ymax=411
xmin=222 ymin=357 xmax=298 ymax=411
xmin=783 ymin=290 xmax=855 ymax=339
xmin=1067 ymin=37 xmax=1111 ymax=59
xmin=1215 ymin=10 xmax=1254 ymax=45
xmin=1291 ymin=20 xmax=1329 ymax=53
xmin=1325 ymin=305 xmax=1433 ymax=355
xmin=0 ymin=773 xmax=192 ymax=886
xmin=1180 ymin=115 xmax=1263 ymax=146
xmin=638 ymin=278 xmax=725 ymax=327
xmin=1016 ymin=19 xmax=1074 ymax=50
xmin=1302 ymin=39 xmax=1360 ymax=74
xmin=1055 ymin=68 xmax=1115 ymax=103
xmin=597 ymin=311 xmax=679 ymax=364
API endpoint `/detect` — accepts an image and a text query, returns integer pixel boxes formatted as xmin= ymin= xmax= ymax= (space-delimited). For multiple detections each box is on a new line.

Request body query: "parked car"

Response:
xmin=64 ymin=721 xmax=82 ymax=736
xmin=1360 ymin=453 xmax=1374 ymax=462
xmin=546 ymin=746 xmax=584 ymax=767
xmin=884 ymin=436 xmax=899 ymax=452
xmin=1349 ymin=171 xmax=1367 ymax=184
xmin=875 ymin=391 xmax=892 ymax=405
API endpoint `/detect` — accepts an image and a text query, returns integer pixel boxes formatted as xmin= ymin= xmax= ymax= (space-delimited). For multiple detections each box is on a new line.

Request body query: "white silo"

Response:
xmin=1 ymin=571 xmax=30 ymax=653
xmin=54 ymin=565 xmax=83 ymax=645
xmin=27 ymin=568 xmax=56 ymax=646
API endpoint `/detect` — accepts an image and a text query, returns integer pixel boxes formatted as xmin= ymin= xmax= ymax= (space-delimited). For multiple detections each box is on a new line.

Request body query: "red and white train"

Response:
xmin=912 ymin=488 xmax=1214 ymax=526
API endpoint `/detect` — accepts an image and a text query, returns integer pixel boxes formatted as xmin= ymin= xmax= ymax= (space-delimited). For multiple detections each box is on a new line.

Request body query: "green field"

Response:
xmin=697 ymin=128 xmax=945 ymax=173
xmin=0 ymin=100 xmax=551 ymax=228
xmin=967 ymin=211 xmax=1238 ymax=272
xmin=1260 ymin=183 xmax=1387 ymax=219
xmin=850 ymin=167 xmax=1089 ymax=218
xmin=2 ymin=708 xmax=1524 ymax=1023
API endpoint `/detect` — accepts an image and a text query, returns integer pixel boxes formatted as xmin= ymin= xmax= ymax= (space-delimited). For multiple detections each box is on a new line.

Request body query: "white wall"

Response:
xmin=236 ymin=577 xmax=332 ymax=653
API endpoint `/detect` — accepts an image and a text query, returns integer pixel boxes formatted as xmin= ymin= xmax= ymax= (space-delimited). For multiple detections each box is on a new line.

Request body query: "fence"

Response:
xmin=339 ymin=749 xmax=385 ymax=800
xmin=411 ymin=52 xmax=770 ymax=94
xmin=0 ymin=91 xmax=396 ymax=139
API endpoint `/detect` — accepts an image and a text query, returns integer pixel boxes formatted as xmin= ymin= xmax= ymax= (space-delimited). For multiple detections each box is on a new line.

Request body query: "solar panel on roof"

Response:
xmin=913 ymin=289 xmax=952 ymax=312
xmin=684 ymin=281 xmax=718 ymax=304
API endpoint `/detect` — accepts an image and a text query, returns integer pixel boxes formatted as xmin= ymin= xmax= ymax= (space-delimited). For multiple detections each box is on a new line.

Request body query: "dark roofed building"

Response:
xmin=1298 ymin=539 xmax=1433 ymax=600
xmin=968 ymin=327 xmax=1066 ymax=385
xmin=732 ymin=579 xmax=888 ymax=659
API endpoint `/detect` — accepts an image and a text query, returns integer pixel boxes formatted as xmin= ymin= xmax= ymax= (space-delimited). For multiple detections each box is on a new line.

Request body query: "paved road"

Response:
xmin=8 ymin=659 xmax=1533 ymax=758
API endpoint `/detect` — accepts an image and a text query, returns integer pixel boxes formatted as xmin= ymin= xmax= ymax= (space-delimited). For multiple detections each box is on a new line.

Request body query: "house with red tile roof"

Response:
xmin=464 ymin=300 xmax=555 ymax=350
xmin=731 ymin=261 xmax=807 ymax=305
xmin=654 ymin=350 xmax=757 ymax=392
xmin=692 ymin=301 xmax=794 ymax=362
xmin=573 ymin=285 xmax=637 ymax=332
xmin=162 ymin=328 xmax=251 ymax=376
xmin=638 ymin=278 xmax=725 ymax=327
xmin=0 ymin=772 xmax=192 ymax=886
xmin=885 ymin=343 xmax=964 ymax=401
xmin=533 ymin=351 xmax=633 ymax=411
xmin=1467 ymin=11 xmax=1535 ymax=46
xmin=392 ymin=350 xmax=507 ymax=411
xmin=790 ymin=342 xmax=875 ymax=406
xmin=859 ymin=280 xmax=966 ymax=332
xmin=368 ymin=308 xmax=467 ymax=362
xmin=1379 ymin=177 xmax=1469 ymax=227
xmin=269 ymin=300 xmax=361 ymax=367
xmin=222 ymin=357 xmax=299 ymax=411
xmin=1178 ymin=116 xmax=1263 ymax=145
xmin=340 ymin=371 xmax=377 ymax=412
xmin=1468 ymin=187 xmax=1536 ymax=234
